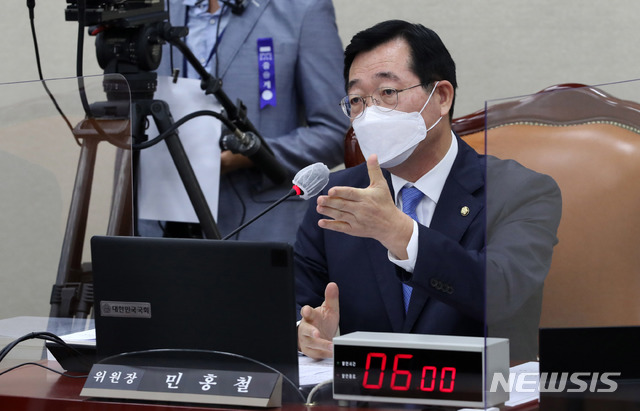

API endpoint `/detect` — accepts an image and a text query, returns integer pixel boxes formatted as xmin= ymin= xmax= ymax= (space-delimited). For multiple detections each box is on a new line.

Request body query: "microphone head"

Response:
xmin=292 ymin=163 xmax=330 ymax=199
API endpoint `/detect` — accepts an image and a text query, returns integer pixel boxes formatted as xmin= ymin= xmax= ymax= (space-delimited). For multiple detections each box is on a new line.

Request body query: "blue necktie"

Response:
xmin=400 ymin=186 xmax=425 ymax=313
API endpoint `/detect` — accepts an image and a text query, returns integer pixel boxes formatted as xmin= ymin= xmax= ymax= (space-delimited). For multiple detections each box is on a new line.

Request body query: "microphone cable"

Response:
xmin=222 ymin=171 xmax=248 ymax=241
xmin=74 ymin=0 xmax=93 ymax=118
xmin=0 ymin=331 xmax=92 ymax=378
xmin=131 ymin=109 xmax=237 ymax=150
xmin=26 ymin=0 xmax=77 ymax=143
xmin=0 ymin=361 xmax=88 ymax=379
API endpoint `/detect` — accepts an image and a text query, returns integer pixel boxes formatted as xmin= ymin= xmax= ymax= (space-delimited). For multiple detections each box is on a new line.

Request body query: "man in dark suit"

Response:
xmin=295 ymin=20 xmax=562 ymax=362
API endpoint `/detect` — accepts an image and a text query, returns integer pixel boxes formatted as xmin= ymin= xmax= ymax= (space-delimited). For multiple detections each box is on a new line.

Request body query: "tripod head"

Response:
xmin=65 ymin=0 xmax=173 ymax=101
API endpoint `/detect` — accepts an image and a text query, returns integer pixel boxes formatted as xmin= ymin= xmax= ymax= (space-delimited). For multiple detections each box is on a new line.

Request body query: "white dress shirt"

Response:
xmin=388 ymin=132 xmax=459 ymax=272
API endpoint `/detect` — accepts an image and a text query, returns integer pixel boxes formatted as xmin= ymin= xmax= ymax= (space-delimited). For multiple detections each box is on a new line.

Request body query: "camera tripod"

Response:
xmin=50 ymin=10 xmax=287 ymax=318
xmin=49 ymin=69 xmax=222 ymax=319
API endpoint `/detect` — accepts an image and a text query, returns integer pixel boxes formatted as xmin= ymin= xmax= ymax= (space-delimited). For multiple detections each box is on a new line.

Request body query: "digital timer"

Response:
xmin=333 ymin=332 xmax=509 ymax=408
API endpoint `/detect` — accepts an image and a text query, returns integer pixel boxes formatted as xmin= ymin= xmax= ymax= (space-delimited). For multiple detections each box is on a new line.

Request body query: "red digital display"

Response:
xmin=362 ymin=352 xmax=456 ymax=392
xmin=334 ymin=345 xmax=483 ymax=402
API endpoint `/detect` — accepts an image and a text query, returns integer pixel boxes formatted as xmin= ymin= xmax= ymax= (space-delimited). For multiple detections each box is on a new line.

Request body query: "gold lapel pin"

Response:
xmin=461 ymin=206 xmax=470 ymax=217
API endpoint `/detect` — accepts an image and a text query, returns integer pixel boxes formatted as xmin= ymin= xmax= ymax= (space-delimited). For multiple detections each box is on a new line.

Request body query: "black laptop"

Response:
xmin=90 ymin=235 xmax=299 ymax=387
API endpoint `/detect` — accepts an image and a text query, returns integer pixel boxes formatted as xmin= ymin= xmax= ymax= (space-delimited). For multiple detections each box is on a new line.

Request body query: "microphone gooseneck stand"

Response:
xmin=221 ymin=188 xmax=297 ymax=240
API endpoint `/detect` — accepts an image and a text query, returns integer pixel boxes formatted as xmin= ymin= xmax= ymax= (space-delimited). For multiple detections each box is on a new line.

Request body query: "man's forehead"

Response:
xmin=347 ymin=39 xmax=412 ymax=91
xmin=347 ymin=71 xmax=402 ymax=91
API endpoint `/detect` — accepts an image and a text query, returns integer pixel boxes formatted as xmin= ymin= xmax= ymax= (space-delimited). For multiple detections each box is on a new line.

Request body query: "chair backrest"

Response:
xmin=453 ymin=84 xmax=640 ymax=328
xmin=343 ymin=83 xmax=640 ymax=328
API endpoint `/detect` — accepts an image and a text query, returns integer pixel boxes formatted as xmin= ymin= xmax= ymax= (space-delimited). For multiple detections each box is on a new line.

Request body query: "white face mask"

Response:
xmin=353 ymin=81 xmax=442 ymax=168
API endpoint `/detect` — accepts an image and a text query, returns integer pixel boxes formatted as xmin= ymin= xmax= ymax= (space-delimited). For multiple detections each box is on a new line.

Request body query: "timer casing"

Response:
xmin=333 ymin=331 xmax=509 ymax=408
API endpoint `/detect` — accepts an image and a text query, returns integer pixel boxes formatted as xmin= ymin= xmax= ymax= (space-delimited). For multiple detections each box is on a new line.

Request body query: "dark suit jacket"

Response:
xmin=294 ymin=136 xmax=562 ymax=362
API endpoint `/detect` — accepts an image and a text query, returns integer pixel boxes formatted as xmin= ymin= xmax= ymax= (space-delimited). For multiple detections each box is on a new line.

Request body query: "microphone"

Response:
xmin=291 ymin=162 xmax=331 ymax=199
xmin=222 ymin=163 xmax=330 ymax=240
xmin=220 ymin=129 xmax=289 ymax=185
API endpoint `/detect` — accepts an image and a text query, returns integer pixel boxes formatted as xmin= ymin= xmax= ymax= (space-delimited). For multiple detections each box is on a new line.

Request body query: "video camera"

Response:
xmin=65 ymin=0 xmax=167 ymax=27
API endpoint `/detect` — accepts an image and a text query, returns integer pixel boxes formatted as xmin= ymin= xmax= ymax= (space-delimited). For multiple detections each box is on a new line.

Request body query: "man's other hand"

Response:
xmin=298 ymin=282 xmax=340 ymax=359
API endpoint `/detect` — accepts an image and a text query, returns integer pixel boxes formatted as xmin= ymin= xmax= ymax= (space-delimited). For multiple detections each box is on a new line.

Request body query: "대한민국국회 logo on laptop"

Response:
xmin=100 ymin=301 xmax=152 ymax=318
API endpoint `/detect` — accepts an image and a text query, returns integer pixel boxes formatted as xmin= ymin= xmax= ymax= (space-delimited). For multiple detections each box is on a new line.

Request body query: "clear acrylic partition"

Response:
xmin=481 ymin=79 xmax=640 ymax=408
xmin=0 ymin=74 xmax=132 ymax=323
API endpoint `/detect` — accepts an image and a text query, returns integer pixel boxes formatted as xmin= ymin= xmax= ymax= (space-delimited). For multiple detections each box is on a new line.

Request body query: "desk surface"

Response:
xmin=0 ymin=361 xmax=540 ymax=411
xmin=0 ymin=317 xmax=540 ymax=410
xmin=0 ymin=317 xmax=539 ymax=410
xmin=0 ymin=361 xmax=297 ymax=411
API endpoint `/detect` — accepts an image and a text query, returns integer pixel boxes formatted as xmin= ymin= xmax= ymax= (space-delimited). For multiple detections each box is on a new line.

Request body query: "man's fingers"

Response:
xmin=318 ymin=219 xmax=352 ymax=234
xmin=298 ymin=312 xmax=334 ymax=360
xmin=300 ymin=304 xmax=313 ymax=320
xmin=299 ymin=337 xmax=334 ymax=360
xmin=324 ymin=282 xmax=340 ymax=313
xmin=366 ymin=154 xmax=385 ymax=187
xmin=300 ymin=304 xmax=325 ymax=326
xmin=317 ymin=203 xmax=355 ymax=226
xmin=325 ymin=186 xmax=363 ymax=202
xmin=320 ymin=154 xmax=386 ymax=205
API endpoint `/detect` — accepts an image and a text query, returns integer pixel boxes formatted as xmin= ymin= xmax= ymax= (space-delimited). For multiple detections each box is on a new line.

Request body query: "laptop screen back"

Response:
xmin=90 ymin=235 xmax=299 ymax=386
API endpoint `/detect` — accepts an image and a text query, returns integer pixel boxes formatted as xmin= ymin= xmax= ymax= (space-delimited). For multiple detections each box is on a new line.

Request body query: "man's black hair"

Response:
xmin=344 ymin=20 xmax=457 ymax=119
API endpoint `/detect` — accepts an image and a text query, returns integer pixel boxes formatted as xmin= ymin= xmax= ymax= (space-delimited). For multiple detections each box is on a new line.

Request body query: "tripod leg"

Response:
xmin=140 ymin=100 xmax=222 ymax=240
xmin=50 ymin=137 xmax=98 ymax=318
xmin=50 ymin=114 xmax=132 ymax=318
xmin=107 ymin=147 xmax=133 ymax=237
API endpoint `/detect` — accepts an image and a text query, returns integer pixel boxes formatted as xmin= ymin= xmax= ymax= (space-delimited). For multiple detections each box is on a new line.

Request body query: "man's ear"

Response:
xmin=436 ymin=80 xmax=454 ymax=117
